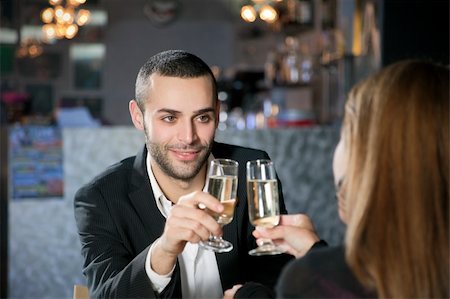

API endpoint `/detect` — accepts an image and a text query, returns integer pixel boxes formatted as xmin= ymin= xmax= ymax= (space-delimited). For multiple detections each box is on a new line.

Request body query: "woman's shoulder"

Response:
xmin=277 ymin=246 xmax=347 ymax=287
xmin=276 ymin=246 xmax=375 ymax=298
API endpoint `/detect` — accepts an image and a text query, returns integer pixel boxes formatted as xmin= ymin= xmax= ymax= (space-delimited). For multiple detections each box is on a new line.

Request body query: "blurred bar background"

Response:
xmin=0 ymin=0 xmax=448 ymax=298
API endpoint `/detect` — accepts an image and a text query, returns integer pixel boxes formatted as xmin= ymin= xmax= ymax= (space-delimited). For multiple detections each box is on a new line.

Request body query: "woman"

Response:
xmin=254 ymin=60 xmax=449 ymax=298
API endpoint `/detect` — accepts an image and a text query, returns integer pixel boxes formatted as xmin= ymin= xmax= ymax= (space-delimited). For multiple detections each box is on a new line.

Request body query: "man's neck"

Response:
xmin=151 ymin=161 xmax=207 ymax=204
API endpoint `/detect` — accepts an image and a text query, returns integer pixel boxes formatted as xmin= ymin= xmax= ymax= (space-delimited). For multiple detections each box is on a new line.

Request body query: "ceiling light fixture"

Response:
xmin=41 ymin=0 xmax=91 ymax=41
xmin=240 ymin=0 xmax=282 ymax=24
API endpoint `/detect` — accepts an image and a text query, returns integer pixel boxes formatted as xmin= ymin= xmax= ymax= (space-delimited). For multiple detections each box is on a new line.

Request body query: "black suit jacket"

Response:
xmin=74 ymin=142 xmax=293 ymax=298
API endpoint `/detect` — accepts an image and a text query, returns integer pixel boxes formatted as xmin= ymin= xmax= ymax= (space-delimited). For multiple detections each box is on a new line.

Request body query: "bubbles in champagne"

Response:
xmin=207 ymin=175 xmax=237 ymax=225
xmin=247 ymin=179 xmax=280 ymax=227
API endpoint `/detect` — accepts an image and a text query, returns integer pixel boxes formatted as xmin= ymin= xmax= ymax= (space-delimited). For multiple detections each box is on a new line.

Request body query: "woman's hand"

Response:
xmin=252 ymin=214 xmax=320 ymax=258
xmin=223 ymin=284 xmax=243 ymax=299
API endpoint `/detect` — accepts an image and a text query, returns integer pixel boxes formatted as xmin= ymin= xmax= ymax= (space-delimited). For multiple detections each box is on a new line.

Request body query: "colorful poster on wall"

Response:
xmin=9 ymin=126 xmax=63 ymax=199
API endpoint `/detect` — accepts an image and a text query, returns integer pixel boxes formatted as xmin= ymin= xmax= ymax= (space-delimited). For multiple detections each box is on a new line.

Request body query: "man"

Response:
xmin=74 ymin=50 xmax=292 ymax=298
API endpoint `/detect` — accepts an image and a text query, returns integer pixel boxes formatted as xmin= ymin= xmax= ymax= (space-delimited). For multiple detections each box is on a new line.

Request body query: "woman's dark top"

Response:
xmin=276 ymin=246 xmax=377 ymax=298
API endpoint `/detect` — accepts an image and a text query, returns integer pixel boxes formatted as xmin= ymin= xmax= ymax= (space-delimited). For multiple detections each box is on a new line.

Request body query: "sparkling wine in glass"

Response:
xmin=247 ymin=159 xmax=285 ymax=256
xmin=199 ymin=159 xmax=238 ymax=253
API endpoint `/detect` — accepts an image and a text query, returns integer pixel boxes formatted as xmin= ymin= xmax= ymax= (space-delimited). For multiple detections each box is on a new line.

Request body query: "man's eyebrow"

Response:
xmin=156 ymin=107 xmax=215 ymax=115
xmin=194 ymin=108 xmax=215 ymax=114
xmin=156 ymin=108 xmax=180 ymax=114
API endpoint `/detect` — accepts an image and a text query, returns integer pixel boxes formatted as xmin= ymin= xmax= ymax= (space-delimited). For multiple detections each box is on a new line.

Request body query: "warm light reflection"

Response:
xmin=49 ymin=0 xmax=63 ymax=5
xmin=56 ymin=24 xmax=66 ymax=38
xmin=28 ymin=45 xmax=40 ymax=56
xmin=16 ymin=39 xmax=43 ymax=58
xmin=241 ymin=5 xmax=257 ymax=22
xmin=66 ymin=0 xmax=87 ymax=6
xmin=41 ymin=8 xmax=54 ymax=23
xmin=65 ymin=24 xmax=78 ymax=39
xmin=240 ymin=0 xmax=280 ymax=24
xmin=259 ymin=4 xmax=278 ymax=23
xmin=54 ymin=5 xmax=64 ymax=20
xmin=76 ymin=9 xmax=90 ymax=26
xmin=62 ymin=8 xmax=75 ymax=23
xmin=42 ymin=24 xmax=57 ymax=39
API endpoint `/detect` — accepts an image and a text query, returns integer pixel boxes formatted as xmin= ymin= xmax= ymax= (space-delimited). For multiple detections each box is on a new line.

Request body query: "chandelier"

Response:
xmin=240 ymin=0 xmax=283 ymax=24
xmin=41 ymin=0 xmax=91 ymax=41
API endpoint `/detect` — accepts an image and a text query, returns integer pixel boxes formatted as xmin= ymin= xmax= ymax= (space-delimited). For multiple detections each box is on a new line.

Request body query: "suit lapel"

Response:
xmin=129 ymin=146 xmax=166 ymax=241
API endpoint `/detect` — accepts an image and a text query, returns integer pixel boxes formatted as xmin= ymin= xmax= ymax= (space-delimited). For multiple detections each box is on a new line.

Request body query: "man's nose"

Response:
xmin=177 ymin=121 xmax=197 ymax=144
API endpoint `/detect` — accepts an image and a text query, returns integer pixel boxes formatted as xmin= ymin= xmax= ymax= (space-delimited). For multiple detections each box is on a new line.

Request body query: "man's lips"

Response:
xmin=169 ymin=149 xmax=201 ymax=161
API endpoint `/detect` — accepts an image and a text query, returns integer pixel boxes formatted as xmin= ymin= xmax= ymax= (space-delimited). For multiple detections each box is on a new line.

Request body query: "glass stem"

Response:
xmin=258 ymin=238 xmax=274 ymax=247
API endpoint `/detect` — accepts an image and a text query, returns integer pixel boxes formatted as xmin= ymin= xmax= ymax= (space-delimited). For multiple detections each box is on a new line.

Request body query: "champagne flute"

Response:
xmin=246 ymin=159 xmax=285 ymax=256
xmin=199 ymin=158 xmax=238 ymax=253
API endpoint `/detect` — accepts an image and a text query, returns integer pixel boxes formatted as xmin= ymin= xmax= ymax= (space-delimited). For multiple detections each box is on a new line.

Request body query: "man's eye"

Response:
xmin=197 ymin=115 xmax=211 ymax=123
xmin=162 ymin=115 xmax=176 ymax=122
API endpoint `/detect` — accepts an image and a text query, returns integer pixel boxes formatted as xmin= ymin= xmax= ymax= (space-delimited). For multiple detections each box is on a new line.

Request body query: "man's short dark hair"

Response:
xmin=135 ymin=50 xmax=217 ymax=110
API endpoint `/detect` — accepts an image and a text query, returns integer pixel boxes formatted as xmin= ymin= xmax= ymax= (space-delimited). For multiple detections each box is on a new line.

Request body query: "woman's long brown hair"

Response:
xmin=343 ymin=60 xmax=449 ymax=298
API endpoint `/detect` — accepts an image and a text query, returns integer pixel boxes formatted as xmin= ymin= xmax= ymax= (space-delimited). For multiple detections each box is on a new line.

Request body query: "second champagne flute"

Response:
xmin=199 ymin=158 xmax=238 ymax=253
xmin=247 ymin=159 xmax=286 ymax=256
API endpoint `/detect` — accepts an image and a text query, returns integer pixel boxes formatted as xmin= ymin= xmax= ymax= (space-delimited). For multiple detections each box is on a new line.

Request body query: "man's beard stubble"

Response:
xmin=143 ymin=122 xmax=213 ymax=181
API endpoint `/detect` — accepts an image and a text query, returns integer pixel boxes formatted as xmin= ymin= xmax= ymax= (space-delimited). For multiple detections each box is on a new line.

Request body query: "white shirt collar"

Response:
xmin=146 ymin=153 xmax=214 ymax=218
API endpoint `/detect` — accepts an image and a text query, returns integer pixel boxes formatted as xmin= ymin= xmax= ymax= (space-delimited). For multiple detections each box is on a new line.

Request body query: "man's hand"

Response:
xmin=252 ymin=214 xmax=319 ymax=258
xmin=151 ymin=191 xmax=224 ymax=275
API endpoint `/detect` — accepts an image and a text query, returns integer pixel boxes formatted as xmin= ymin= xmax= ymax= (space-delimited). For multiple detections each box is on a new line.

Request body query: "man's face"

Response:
xmin=141 ymin=74 xmax=218 ymax=181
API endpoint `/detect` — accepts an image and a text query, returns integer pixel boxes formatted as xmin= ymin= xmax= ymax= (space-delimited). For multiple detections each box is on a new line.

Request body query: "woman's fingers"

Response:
xmin=253 ymin=214 xmax=320 ymax=258
xmin=223 ymin=284 xmax=243 ymax=299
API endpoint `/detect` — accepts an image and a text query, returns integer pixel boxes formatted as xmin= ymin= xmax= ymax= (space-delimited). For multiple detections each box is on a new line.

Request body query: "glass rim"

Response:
xmin=211 ymin=158 xmax=239 ymax=166
xmin=246 ymin=159 xmax=272 ymax=167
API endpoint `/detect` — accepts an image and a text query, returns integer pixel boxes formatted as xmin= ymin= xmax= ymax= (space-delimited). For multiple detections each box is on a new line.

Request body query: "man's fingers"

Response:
xmin=159 ymin=191 xmax=227 ymax=252
xmin=179 ymin=191 xmax=224 ymax=213
xmin=166 ymin=216 xmax=213 ymax=240
xmin=170 ymin=206 xmax=222 ymax=237
xmin=171 ymin=204 xmax=219 ymax=227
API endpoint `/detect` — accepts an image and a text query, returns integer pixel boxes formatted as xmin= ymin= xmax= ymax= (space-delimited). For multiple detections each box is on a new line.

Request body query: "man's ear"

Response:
xmin=129 ymin=100 xmax=144 ymax=131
